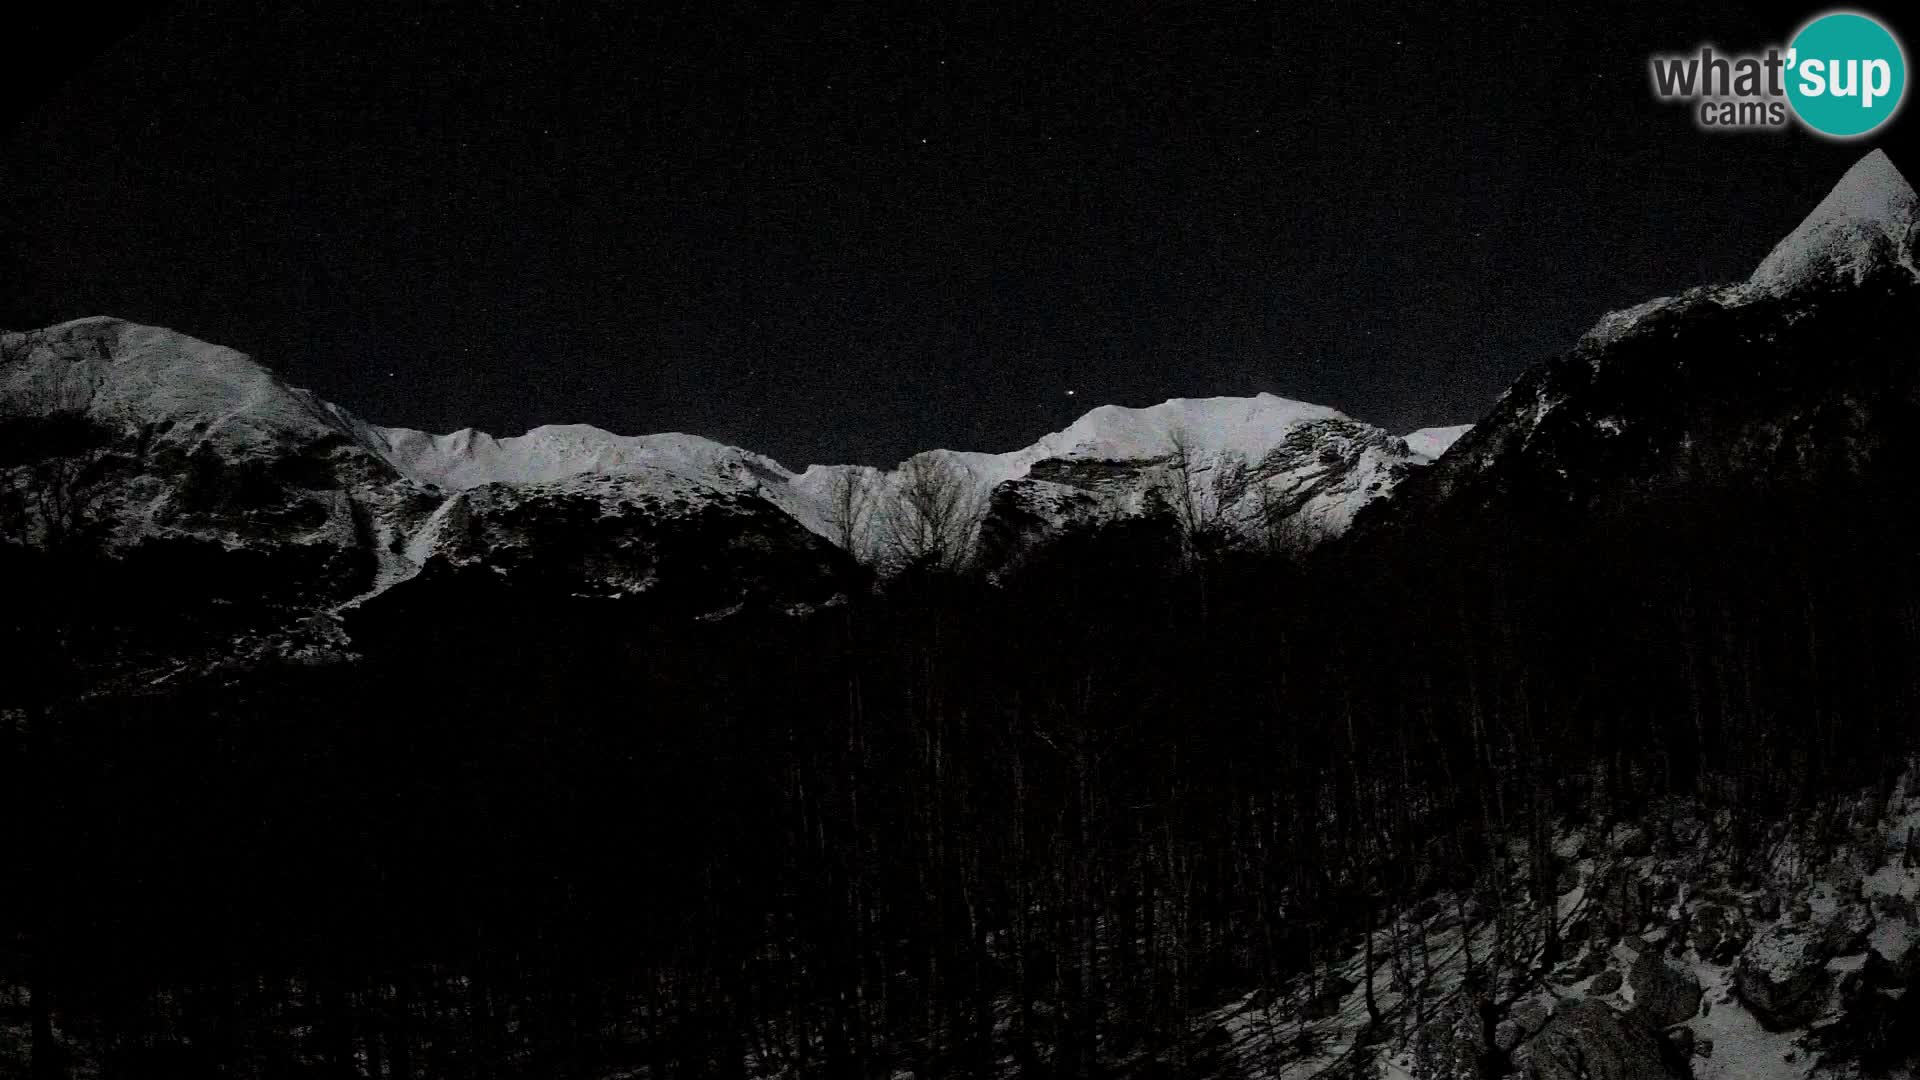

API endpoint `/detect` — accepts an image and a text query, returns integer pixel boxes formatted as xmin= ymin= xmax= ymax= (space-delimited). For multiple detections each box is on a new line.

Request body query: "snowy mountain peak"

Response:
xmin=2 ymin=316 xmax=344 ymax=450
xmin=366 ymin=421 xmax=794 ymax=493
xmin=5 ymin=317 xmax=1465 ymax=592
xmin=1750 ymin=149 xmax=1919 ymax=291
xmin=1036 ymin=393 xmax=1349 ymax=464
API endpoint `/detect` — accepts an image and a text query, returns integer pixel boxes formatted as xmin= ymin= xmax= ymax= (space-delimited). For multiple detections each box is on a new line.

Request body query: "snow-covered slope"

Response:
xmin=1750 ymin=149 xmax=1919 ymax=294
xmin=1033 ymin=395 xmax=1351 ymax=463
xmin=345 ymin=387 xmax=1463 ymax=572
xmin=0 ymin=315 xmax=414 ymax=566
xmin=1 ymin=316 xmax=366 ymax=458
xmin=0 ymin=318 xmax=854 ymax=682
xmin=1563 ymin=151 xmax=1917 ymax=358
xmin=1403 ymin=424 xmax=1472 ymax=462
xmin=365 ymin=423 xmax=794 ymax=495
xmin=790 ymin=395 xmax=1462 ymax=571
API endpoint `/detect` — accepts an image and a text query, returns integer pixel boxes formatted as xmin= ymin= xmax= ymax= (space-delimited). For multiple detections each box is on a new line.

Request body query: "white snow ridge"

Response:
xmin=352 ymin=390 xmax=1470 ymax=569
xmin=364 ymin=424 xmax=795 ymax=494
xmin=788 ymin=395 xmax=1469 ymax=567
xmin=2 ymin=314 xmax=1471 ymax=607
xmin=1749 ymin=149 xmax=1919 ymax=293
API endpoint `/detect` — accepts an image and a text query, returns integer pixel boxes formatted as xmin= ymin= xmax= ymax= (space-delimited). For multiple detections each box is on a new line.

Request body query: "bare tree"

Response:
xmin=31 ymin=456 xmax=94 ymax=546
xmin=819 ymin=468 xmax=876 ymax=562
xmin=1252 ymin=480 xmax=1315 ymax=556
xmin=2 ymin=421 xmax=106 ymax=550
xmin=878 ymin=455 xmax=982 ymax=573
xmin=1163 ymin=427 xmax=1223 ymax=560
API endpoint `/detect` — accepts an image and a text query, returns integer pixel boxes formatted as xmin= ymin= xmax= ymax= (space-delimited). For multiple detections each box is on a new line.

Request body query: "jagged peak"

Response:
xmin=1750 ymin=149 xmax=1919 ymax=291
xmin=2 ymin=318 xmax=1445 ymax=560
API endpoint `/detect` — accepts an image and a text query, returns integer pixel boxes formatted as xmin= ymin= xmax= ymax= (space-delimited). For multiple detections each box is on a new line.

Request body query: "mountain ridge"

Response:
xmin=1750 ymin=148 xmax=1919 ymax=293
xmin=8 ymin=148 xmax=1913 ymax=681
xmin=1358 ymin=147 xmax=1920 ymax=536
xmin=3 ymin=315 xmax=1469 ymax=577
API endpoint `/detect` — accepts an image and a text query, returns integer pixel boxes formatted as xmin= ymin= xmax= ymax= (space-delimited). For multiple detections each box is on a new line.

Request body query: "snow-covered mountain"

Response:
xmin=0 ymin=313 xmax=1465 ymax=677
xmin=1385 ymin=149 xmax=1920 ymax=523
xmin=0 ymin=317 xmax=419 ymax=601
xmin=1750 ymin=149 xmax=1920 ymax=294
xmin=792 ymin=396 xmax=1463 ymax=573
xmin=2 ymin=318 xmax=1463 ymax=573
xmin=15 ymin=148 xmax=1912 ymax=640
xmin=357 ymin=393 xmax=1463 ymax=572
xmin=0 ymin=318 xmax=854 ymax=684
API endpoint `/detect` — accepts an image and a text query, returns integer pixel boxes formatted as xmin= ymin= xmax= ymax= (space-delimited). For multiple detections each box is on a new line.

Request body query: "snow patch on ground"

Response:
xmin=1686 ymin=959 xmax=1813 ymax=1080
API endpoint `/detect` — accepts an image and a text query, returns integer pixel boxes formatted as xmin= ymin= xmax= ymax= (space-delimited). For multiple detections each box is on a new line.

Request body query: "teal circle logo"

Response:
xmin=1786 ymin=12 xmax=1906 ymax=137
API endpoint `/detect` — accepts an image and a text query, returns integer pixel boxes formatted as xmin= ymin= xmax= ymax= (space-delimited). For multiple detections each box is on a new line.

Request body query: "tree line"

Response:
xmin=5 ymin=436 xmax=1920 ymax=1079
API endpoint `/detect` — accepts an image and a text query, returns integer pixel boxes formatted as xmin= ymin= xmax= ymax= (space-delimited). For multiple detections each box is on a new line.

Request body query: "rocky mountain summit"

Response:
xmin=1377 ymin=150 xmax=1920 ymax=531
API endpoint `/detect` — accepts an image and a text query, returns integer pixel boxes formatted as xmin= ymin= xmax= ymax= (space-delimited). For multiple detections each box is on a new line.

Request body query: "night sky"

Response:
xmin=3 ymin=0 xmax=1914 ymax=467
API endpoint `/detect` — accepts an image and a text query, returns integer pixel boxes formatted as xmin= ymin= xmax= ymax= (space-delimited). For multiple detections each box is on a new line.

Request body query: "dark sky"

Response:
xmin=2 ymin=1 xmax=1914 ymax=467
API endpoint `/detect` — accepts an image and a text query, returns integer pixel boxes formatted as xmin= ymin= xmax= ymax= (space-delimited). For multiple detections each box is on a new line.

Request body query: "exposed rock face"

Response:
xmin=1511 ymin=1000 xmax=1678 ymax=1080
xmin=1494 ymin=997 xmax=1555 ymax=1053
xmin=1748 ymin=149 xmax=1920 ymax=295
xmin=822 ymin=395 xmax=1464 ymax=575
xmin=1735 ymin=897 xmax=1875 ymax=1030
xmin=1370 ymin=151 xmax=1920 ymax=539
xmin=1807 ymin=952 xmax=1920 ymax=1074
xmin=1685 ymin=902 xmax=1752 ymax=966
xmin=1870 ymin=910 xmax=1920 ymax=983
xmin=1628 ymin=948 xmax=1703 ymax=1028
xmin=0 ymin=318 xmax=861 ymax=687
xmin=399 ymin=474 xmax=850 ymax=609
xmin=0 ymin=317 xmax=413 ymax=593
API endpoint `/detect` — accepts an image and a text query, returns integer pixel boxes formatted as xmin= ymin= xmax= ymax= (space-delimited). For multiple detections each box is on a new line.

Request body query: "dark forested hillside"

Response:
xmin=7 ymin=383 xmax=1920 ymax=1078
xmin=9 ymin=154 xmax=1920 ymax=1079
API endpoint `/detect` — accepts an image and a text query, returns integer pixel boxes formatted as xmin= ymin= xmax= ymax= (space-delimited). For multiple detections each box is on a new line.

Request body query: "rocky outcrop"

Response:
xmin=0 ymin=318 xmax=863 ymax=692
xmin=1735 ymin=897 xmax=1874 ymax=1030
xmin=1493 ymin=996 xmax=1554 ymax=1053
xmin=1628 ymin=946 xmax=1703 ymax=1028
xmin=1371 ymin=151 xmax=1920 ymax=542
xmin=1683 ymin=900 xmax=1752 ymax=966
xmin=1510 ymin=1000 xmax=1678 ymax=1080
